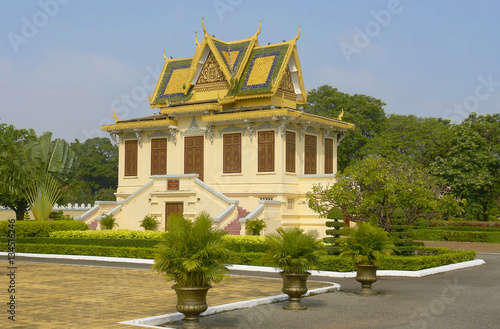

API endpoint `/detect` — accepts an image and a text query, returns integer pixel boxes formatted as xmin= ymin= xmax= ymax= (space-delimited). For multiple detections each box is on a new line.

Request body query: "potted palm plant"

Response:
xmin=265 ymin=227 xmax=325 ymax=310
xmin=153 ymin=212 xmax=230 ymax=328
xmin=339 ymin=222 xmax=394 ymax=296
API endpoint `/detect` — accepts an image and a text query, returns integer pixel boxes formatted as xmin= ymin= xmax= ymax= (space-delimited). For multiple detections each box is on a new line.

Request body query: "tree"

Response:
xmin=0 ymin=120 xmax=35 ymax=220
xmin=2 ymin=132 xmax=79 ymax=221
xmin=305 ymin=85 xmax=386 ymax=171
xmin=61 ymin=138 xmax=118 ymax=205
xmin=307 ymin=157 xmax=462 ymax=231
xmin=360 ymin=114 xmax=454 ymax=168
xmin=430 ymin=121 xmax=500 ymax=221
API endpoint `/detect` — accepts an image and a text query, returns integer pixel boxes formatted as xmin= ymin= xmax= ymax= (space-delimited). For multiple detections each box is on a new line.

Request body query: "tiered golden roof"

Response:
xmin=102 ymin=20 xmax=354 ymax=133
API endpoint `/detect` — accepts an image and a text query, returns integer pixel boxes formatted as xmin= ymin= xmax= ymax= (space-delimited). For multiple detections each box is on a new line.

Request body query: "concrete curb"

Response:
xmin=119 ymin=281 xmax=341 ymax=328
xmin=2 ymin=253 xmax=485 ymax=278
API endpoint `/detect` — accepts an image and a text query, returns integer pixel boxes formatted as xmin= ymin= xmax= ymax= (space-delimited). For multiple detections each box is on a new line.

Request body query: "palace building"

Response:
xmin=77 ymin=21 xmax=354 ymax=237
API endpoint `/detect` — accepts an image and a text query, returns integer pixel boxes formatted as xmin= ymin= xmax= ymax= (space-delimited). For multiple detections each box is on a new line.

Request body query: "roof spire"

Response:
xmin=194 ymin=30 xmax=199 ymax=46
xmin=253 ymin=20 xmax=262 ymax=38
xmin=163 ymin=48 xmax=167 ymax=61
xmin=202 ymin=17 xmax=208 ymax=37
xmin=293 ymin=25 xmax=301 ymax=42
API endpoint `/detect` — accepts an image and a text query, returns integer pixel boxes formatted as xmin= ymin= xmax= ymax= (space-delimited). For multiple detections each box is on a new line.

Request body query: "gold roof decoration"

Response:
xmin=150 ymin=20 xmax=307 ymax=112
xmin=102 ymin=115 xmax=178 ymax=133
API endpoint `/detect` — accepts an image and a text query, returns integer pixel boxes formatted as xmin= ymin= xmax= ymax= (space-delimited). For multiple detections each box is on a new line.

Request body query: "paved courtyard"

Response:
xmin=1 ymin=241 xmax=499 ymax=329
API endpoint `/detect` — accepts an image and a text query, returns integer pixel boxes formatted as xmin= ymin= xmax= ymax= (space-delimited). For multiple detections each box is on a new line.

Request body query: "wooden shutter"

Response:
xmin=151 ymin=138 xmax=167 ymax=175
xmin=184 ymin=136 xmax=204 ymax=181
xmin=258 ymin=131 xmax=274 ymax=172
xmin=124 ymin=140 xmax=138 ymax=176
xmin=325 ymin=138 xmax=334 ymax=174
xmin=285 ymin=131 xmax=296 ymax=173
xmin=223 ymin=133 xmax=241 ymax=173
xmin=304 ymin=135 xmax=317 ymax=174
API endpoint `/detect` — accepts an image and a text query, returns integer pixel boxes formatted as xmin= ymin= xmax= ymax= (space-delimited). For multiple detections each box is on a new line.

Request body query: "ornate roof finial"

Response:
xmin=113 ymin=110 xmax=119 ymax=123
xmin=194 ymin=30 xmax=199 ymax=46
xmin=337 ymin=109 xmax=344 ymax=121
xmin=253 ymin=20 xmax=262 ymax=38
xmin=163 ymin=48 xmax=167 ymax=61
xmin=293 ymin=25 xmax=301 ymax=42
xmin=202 ymin=17 xmax=208 ymax=37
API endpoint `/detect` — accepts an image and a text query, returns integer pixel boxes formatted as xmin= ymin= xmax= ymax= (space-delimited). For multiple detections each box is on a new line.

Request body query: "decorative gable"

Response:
xmin=195 ymin=52 xmax=228 ymax=88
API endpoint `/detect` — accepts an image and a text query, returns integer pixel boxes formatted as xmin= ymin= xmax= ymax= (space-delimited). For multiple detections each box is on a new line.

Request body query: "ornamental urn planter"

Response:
xmin=172 ymin=284 xmax=211 ymax=328
xmin=280 ymin=272 xmax=310 ymax=310
xmin=355 ymin=264 xmax=377 ymax=296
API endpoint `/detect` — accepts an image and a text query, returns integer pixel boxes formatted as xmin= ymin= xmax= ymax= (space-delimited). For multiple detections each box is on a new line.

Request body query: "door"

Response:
xmin=165 ymin=202 xmax=183 ymax=230
xmin=184 ymin=136 xmax=204 ymax=181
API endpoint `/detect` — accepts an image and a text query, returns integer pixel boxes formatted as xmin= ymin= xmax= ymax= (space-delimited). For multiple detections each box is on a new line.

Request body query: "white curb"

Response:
xmin=119 ymin=281 xmax=341 ymax=328
xmin=1 ymin=252 xmax=485 ymax=278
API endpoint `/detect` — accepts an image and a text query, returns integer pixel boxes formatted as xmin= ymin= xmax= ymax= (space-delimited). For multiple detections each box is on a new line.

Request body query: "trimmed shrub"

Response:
xmin=0 ymin=220 xmax=88 ymax=237
xmin=0 ymin=243 xmax=476 ymax=272
xmin=2 ymin=243 xmax=154 ymax=259
xmin=324 ymin=207 xmax=344 ymax=244
xmin=410 ymin=229 xmax=500 ymax=243
xmin=429 ymin=220 xmax=500 ymax=228
xmin=0 ymin=237 xmax=161 ymax=248
xmin=50 ymin=229 xmax=164 ymax=239
xmin=49 ymin=210 xmax=73 ymax=221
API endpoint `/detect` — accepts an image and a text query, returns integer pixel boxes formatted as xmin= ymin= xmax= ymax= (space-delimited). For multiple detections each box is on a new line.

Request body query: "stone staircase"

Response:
xmin=87 ymin=220 xmax=98 ymax=230
xmin=223 ymin=206 xmax=249 ymax=235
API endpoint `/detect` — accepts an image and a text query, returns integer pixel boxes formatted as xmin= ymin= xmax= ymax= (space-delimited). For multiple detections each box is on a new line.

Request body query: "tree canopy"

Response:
xmin=360 ymin=114 xmax=454 ymax=167
xmin=0 ymin=120 xmax=36 ymax=220
xmin=305 ymin=85 xmax=386 ymax=171
xmin=307 ymin=157 xmax=463 ymax=231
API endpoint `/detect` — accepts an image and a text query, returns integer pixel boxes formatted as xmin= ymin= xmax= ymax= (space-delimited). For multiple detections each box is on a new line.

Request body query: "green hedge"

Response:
xmin=429 ymin=220 xmax=500 ymax=228
xmin=50 ymin=229 xmax=163 ymax=239
xmin=0 ymin=237 xmax=161 ymax=248
xmin=3 ymin=243 xmax=154 ymax=259
xmin=0 ymin=220 xmax=88 ymax=237
xmin=1 ymin=242 xmax=476 ymax=272
xmin=414 ymin=226 xmax=500 ymax=232
xmin=410 ymin=229 xmax=500 ymax=243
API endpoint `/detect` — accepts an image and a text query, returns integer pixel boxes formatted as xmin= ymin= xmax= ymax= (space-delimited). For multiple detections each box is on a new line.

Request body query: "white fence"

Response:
xmin=0 ymin=203 xmax=93 ymax=211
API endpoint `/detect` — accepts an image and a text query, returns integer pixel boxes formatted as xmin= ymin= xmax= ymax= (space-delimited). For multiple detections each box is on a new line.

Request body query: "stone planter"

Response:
xmin=172 ymin=284 xmax=211 ymax=328
xmin=280 ymin=272 xmax=310 ymax=310
xmin=355 ymin=264 xmax=378 ymax=296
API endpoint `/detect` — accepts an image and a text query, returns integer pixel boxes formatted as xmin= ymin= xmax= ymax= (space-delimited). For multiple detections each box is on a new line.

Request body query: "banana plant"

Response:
xmin=2 ymin=132 xmax=79 ymax=220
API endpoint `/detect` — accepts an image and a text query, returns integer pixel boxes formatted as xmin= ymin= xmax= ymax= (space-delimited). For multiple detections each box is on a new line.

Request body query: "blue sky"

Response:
xmin=1 ymin=0 xmax=499 ymax=142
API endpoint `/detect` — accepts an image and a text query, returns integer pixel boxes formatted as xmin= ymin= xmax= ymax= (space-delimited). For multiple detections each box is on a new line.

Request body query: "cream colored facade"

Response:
xmin=78 ymin=21 xmax=354 ymax=237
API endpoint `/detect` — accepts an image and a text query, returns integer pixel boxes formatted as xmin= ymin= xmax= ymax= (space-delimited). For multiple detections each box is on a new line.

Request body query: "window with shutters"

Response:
xmin=304 ymin=134 xmax=317 ymax=174
xmin=285 ymin=131 xmax=296 ymax=173
xmin=223 ymin=133 xmax=241 ymax=173
xmin=325 ymin=138 xmax=334 ymax=174
xmin=124 ymin=140 xmax=138 ymax=176
xmin=258 ymin=131 xmax=274 ymax=172
xmin=151 ymin=138 xmax=167 ymax=175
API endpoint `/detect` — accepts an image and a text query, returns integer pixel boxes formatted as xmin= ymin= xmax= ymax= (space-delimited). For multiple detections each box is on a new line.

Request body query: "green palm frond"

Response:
xmin=265 ymin=227 xmax=326 ymax=274
xmin=153 ymin=212 xmax=231 ymax=287
xmin=339 ymin=223 xmax=394 ymax=266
